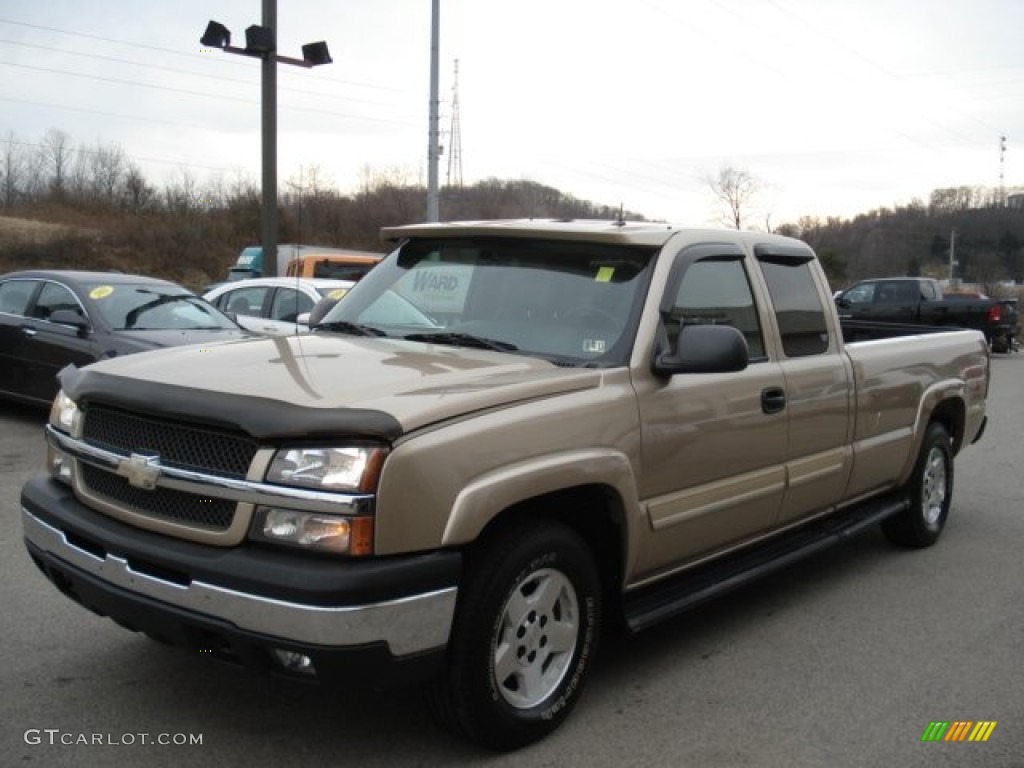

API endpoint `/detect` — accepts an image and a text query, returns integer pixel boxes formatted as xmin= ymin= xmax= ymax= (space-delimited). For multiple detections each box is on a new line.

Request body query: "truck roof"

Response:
xmin=852 ymin=277 xmax=935 ymax=283
xmin=381 ymin=218 xmax=807 ymax=250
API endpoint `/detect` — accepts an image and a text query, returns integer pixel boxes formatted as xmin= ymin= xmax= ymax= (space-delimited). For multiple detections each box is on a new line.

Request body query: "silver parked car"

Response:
xmin=203 ymin=277 xmax=353 ymax=336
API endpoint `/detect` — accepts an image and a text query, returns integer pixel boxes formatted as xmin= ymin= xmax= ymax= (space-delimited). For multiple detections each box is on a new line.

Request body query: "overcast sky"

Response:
xmin=2 ymin=0 xmax=1023 ymax=227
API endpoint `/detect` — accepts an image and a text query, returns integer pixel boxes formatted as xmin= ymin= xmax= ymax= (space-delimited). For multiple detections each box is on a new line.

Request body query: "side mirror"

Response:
xmin=652 ymin=324 xmax=748 ymax=376
xmin=49 ymin=309 xmax=89 ymax=334
xmin=307 ymin=296 xmax=340 ymax=327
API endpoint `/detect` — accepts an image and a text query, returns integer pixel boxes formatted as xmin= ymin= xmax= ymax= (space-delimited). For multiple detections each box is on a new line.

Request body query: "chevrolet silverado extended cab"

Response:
xmin=22 ymin=220 xmax=989 ymax=750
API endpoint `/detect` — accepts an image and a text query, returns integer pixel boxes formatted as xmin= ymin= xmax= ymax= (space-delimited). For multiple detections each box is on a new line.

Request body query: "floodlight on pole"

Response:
xmin=197 ymin=5 xmax=332 ymax=277
xmin=200 ymin=20 xmax=231 ymax=48
xmin=301 ymin=41 xmax=333 ymax=66
xmin=244 ymin=24 xmax=275 ymax=54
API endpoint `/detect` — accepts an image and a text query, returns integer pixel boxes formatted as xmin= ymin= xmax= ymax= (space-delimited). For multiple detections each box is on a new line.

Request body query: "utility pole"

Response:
xmin=426 ymin=0 xmax=441 ymax=222
xmin=949 ymin=230 xmax=956 ymax=282
xmin=261 ymin=0 xmax=278 ymax=275
xmin=999 ymin=135 xmax=1007 ymax=208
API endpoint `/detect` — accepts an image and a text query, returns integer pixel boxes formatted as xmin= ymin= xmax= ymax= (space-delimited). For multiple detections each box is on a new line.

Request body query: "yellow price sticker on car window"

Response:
xmin=327 ymin=288 xmax=349 ymax=300
xmin=89 ymin=286 xmax=114 ymax=299
xmin=595 ymin=267 xmax=615 ymax=283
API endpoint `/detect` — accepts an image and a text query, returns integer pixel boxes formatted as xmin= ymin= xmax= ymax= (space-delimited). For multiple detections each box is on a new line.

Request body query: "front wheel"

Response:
xmin=882 ymin=422 xmax=953 ymax=548
xmin=425 ymin=518 xmax=601 ymax=751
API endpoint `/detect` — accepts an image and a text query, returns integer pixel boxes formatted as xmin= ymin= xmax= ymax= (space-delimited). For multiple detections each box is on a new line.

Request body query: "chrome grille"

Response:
xmin=80 ymin=464 xmax=236 ymax=530
xmin=77 ymin=405 xmax=258 ymax=535
xmin=82 ymin=405 xmax=259 ymax=479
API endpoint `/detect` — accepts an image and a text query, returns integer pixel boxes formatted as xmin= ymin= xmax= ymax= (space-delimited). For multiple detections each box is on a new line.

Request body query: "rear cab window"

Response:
xmin=756 ymin=246 xmax=830 ymax=357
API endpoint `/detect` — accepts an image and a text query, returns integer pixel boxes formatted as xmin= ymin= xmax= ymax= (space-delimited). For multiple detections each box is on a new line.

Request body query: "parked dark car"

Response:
xmin=995 ymin=297 xmax=1019 ymax=351
xmin=0 ymin=270 xmax=248 ymax=407
xmin=835 ymin=277 xmax=1017 ymax=353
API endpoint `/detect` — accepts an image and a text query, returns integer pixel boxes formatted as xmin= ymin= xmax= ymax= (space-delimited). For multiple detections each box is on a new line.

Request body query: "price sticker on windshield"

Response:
xmin=595 ymin=267 xmax=615 ymax=283
xmin=89 ymin=286 xmax=114 ymax=300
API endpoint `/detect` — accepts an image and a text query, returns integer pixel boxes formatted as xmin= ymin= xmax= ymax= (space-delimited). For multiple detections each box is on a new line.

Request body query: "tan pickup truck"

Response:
xmin=22 ymin=219 xmax=989 ymax=750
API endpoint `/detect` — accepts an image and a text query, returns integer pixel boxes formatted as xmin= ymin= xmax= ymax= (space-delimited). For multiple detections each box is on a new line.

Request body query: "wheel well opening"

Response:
xmin=474 ymin=485 xmax=626 ymax=616
xmin=930 ymin=399 xmax=965 ymax=454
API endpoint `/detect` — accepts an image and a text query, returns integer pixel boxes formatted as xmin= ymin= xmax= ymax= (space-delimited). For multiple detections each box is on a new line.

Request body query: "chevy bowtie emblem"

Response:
xmin=116 ymin=453 xmax=162 ymax=490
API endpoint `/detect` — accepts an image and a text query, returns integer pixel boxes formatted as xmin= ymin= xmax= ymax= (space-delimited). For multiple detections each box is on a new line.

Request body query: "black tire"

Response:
xmin=425 ymin=518 xmax=601 ymax=751
xmin=882 ymin=422 xmax=953 ymax=548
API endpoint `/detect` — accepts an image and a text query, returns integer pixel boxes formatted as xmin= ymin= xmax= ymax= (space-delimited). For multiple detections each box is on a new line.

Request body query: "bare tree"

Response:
xmin=122 ymin=163 xmax=155 ymax=214
xmin=357 ymin=163 xmax=416 ymax=197
xmin=40 ymin=128 xmax=73 ymax=196
xmin=89 ymin=141 xmax=126 ymax=203
xmin=1 ymin=130 xmax=26 ymax=208
xmin=226 ymin=169 xmax=259 ymax=203
xmin=704 ymin=165 xmax=761 ymax=230
xmin=66 ymin=147 xmax=91 ymax=201
xmin=164 ymin=167 xmax=202 ymax=215
xmin=21 ymin=146 xmax=47 ymax=201
xmin=283 ymin=164 xmax=339 ymax=241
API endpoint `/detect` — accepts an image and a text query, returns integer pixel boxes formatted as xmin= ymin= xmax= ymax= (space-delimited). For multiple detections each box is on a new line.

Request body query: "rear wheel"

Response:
xmin=882 ymin=422 xmax=953 ymax=548
xmin=425 ymin=518 xmax=601 ymax=751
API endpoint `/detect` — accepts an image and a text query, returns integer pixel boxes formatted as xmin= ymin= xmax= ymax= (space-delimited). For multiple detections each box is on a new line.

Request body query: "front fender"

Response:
xmin=443 ymin=448 xmax=642 ymax=555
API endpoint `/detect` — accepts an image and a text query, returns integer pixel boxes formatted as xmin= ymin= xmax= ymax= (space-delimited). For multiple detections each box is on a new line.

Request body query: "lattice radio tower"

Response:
xmin=446 ymin=59 xmax=464 ymax=189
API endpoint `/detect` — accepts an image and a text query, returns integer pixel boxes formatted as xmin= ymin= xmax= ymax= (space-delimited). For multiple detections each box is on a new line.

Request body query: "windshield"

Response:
xmin=86 ymin=283 xmax=238 ymax=331
xmin=316 ymin=237 xmax=656 ymax=366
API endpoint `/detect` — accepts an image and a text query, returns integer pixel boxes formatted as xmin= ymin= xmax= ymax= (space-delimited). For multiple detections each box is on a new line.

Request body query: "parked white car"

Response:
xmin=203 ymin=277 xmax=353 ymax=336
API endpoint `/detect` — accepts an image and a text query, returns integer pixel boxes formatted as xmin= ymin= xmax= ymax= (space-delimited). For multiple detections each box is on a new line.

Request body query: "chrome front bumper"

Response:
xmin=23 ymin=507 xmax=457 ymax=658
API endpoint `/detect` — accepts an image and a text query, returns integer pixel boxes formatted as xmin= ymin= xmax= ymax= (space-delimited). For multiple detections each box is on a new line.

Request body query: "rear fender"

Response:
xmin=899 ymin=380 xmax=966 ymax=483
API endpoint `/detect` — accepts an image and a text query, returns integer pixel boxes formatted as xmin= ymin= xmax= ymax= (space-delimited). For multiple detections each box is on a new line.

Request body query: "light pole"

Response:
xmin=199 ymin=3 xmax=332 ymax=277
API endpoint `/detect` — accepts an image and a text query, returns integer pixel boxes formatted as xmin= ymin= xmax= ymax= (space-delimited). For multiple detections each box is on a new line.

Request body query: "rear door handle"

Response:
xmin=761 ymin=386 xmax=786 ymax=414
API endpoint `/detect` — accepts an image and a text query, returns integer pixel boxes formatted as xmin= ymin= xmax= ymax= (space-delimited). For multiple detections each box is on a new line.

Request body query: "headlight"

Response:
xmin=251 ymin=507 xmax=374 ymax=555
xmin=47 ymin=390 xmax=79 ymax=484
xmin=49 ymin=390 xmax=80 ymax=434
xmin=266 ymin=446 xmax=386 ymax=492
xmin=256 ymin=445 xmax=386 ymax=555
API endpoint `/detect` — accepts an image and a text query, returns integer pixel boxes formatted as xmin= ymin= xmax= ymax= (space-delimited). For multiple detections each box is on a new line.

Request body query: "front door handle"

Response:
xmin=761 ymin=386 xmax=786 ymax=414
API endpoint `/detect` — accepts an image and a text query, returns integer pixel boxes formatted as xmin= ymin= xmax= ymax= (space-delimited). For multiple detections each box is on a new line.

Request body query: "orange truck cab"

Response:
xmin=285 ymin=251 xmax=384 ymax=281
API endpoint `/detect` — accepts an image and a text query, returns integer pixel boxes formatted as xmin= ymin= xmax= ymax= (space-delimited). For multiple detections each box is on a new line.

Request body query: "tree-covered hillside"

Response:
xmin=2 ymin=129 xmax=1023 ymax=296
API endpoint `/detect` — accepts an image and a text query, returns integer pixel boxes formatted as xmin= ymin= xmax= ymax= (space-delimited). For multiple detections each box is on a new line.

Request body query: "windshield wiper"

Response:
xmin=403 ymin=331 xmax=518 ymax=352
xmin=314 ymin=320 xmax=387 ymax=337
xmin=123 ymin=292 xmax=188 ymax=329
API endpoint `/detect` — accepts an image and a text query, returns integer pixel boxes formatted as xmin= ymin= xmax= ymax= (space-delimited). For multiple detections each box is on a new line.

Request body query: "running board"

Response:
xmin=623 ymin=495 xmax=908 ymax=633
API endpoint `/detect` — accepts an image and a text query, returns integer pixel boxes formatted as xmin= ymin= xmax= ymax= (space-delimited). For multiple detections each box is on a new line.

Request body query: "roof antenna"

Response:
xmin=614 ymin=203 xmax=626 ymax=227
